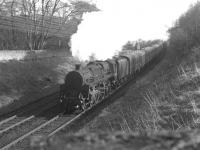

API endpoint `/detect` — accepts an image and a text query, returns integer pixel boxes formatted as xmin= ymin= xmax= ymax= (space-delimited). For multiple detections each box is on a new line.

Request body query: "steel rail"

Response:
xmin=0 ymin=49 xmax=166 ymax=149
xmin=48 ymin=89 xmax=118 ymax=137
xmin=0 ymin=116 xmax=34 ymax=135
xmin=0 ymin=116 xmax=16 ymax=126
xmin=0 ymin=102 xmax=58 ymax=135
xmin=48 ymin=112 xmax=83 ymax=137
xmin=0 ymin=115 xmax=59 ymax=150
xmin=0 ymin=96 xmax=58 ymax=130
xmin=47 ymin=51 xmax=165 ymax=137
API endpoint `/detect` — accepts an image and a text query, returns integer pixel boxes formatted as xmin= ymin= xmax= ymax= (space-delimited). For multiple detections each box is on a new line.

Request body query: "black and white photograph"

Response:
xmin=0 ymin=0 xmax=200 ymax=149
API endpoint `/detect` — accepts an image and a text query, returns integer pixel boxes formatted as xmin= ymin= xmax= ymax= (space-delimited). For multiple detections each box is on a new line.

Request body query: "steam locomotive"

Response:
xmin=59 ymin=43 xmax=165 ymax=113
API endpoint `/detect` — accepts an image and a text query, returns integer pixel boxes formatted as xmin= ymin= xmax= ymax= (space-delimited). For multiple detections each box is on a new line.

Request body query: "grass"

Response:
xmin=125 ymin=47 xmax=200 ymax=132
xmin=77 ymin=47 xmax=200 ymax=134
xmin=28 ymin=47 xmax=200 ymax=150
xmin=0 ymin=50 xmax=78 ymax=115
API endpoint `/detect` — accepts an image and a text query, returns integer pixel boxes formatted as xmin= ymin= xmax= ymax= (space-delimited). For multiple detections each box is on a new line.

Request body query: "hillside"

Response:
xmin=0 ymin=50 xmax=79 ymax=116
xmin=27 ymin=1 xmax=200 ymax=149
xmin=29 ymin=45 xmax=200 ymax=149
xmin=81 ymin=48 xmax=200 ymax=133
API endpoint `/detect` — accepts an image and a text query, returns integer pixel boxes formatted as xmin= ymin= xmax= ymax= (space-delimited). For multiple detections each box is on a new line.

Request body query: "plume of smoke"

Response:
xmin=71 ymin=11 xmax=129 ymax=61
xmin=70 ymin=0 xmax=166 ymax=61
xmin=71 ymin=0 xmax=194 ymax=61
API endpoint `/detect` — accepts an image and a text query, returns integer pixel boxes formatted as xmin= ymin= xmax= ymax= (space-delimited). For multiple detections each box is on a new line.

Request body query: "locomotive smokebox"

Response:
xmin=75 ymin=64 xmax=81 ymax=70
xmin=64 ymin=70 xmax=83 ymax=92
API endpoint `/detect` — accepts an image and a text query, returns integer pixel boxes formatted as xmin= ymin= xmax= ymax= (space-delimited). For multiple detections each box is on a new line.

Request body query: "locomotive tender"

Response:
xmin=59 ymin=43 xmax=165 ymax=113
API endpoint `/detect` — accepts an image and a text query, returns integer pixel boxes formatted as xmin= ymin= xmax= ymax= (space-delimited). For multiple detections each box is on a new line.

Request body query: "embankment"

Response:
xmin=0 ymin=50 xmax=78 ymax=115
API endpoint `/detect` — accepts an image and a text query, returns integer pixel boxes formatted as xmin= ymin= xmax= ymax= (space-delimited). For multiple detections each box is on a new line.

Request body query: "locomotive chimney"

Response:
xmin=75 ymin=64 xmax=81 ymax=70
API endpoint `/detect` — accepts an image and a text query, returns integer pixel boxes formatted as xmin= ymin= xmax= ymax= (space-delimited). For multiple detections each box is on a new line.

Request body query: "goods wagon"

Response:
xmin=120 ymin=54 xmax=135 ymax=76
xmin=116 ymin=56 xmax=130 ymax=81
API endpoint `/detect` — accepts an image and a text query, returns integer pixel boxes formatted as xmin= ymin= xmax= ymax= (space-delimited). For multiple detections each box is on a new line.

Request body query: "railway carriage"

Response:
xmin=106 ymin=59 xmax=118 ymax=80
xmin=134 ymin=51 xmax=143 ymax=71
xmin=131 ymin=52 xmax=140 ymax=73
xmin=144 ymin=44 xmax=162 ymax=64
xmin=120 ymin=53 xmax=135 ymax=76
xmin=138 ymin=50 xmax=146 ymax=68
xmin=115 ymin=56 xmax=130 ymax=82
xmin=131 ymin=52 xmax=141 ymax=72
xmin=144 ymin=46 xmax=155 ymax=64
xmin=106 ymin=59 xmax=118 ymax=88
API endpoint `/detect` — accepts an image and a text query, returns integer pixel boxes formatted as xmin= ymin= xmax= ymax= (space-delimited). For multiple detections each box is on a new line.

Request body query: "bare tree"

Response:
xmin=0 ymin=0 xmax=98 ymax=50
xmin=19 ymin=0 xmax=98 ymax=50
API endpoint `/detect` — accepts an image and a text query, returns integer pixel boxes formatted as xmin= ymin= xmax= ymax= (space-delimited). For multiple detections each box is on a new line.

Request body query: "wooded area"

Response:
xmin=0 ymin=0 xmax=98 ymax=51
xmin=168 ymin=1 xmax=200 ymax=52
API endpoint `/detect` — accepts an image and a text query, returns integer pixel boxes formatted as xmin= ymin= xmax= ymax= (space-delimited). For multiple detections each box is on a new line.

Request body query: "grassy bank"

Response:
xmin=77 ymin=46 xmax=200 ymax=133
xmin=0 ymin=50 xmax=78 ymax=115
xmin=29 ymin=47 xmax=200 ymax=150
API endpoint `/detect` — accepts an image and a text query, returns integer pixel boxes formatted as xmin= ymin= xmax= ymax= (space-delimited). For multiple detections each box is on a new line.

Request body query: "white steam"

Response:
xmin=71 ymin=0 xmax=197 ymax=61
xmin=71 ymin=11 xmax=128 ymax=60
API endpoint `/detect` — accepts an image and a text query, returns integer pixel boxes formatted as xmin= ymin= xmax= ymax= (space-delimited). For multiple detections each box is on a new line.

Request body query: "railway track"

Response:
xmin=0 ymin=51 xmax=166 ymax=150
xmin=0 ymin=92 xmax=59 ymax=121
xmin=0 ymin=108 xmax=78 ymax=150
xmin=0 ymin=92 xmax=60 ymax=150
xmin=0 ymin=84 xmax=123 ymax=150
xmin=0 ymin=103 xmax=60 ymax=149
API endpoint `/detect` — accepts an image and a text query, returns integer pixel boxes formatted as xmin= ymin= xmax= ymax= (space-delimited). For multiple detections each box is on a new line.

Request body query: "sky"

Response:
xmin=69 ymin=0 xmax=198 ymax=60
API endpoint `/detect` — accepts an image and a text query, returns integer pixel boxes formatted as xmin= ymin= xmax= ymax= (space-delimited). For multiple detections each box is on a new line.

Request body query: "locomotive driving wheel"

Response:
xmin=79 ymin=93 xmax=89 ymax=110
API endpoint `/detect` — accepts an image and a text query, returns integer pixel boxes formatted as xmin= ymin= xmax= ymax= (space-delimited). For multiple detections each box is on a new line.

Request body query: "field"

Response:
xmin=30 ymin=46 xmax=200 ymax=149
xmin=0 ymin=50 xmax=78 ymax=115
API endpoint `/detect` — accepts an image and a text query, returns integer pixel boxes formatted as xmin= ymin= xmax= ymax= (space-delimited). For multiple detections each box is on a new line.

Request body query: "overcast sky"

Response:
xmin=69 ymin=0 xmax=198 ymax=60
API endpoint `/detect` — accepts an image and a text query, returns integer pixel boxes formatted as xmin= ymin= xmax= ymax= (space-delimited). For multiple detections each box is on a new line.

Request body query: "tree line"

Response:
xmin=168 ymin=1 xmax=200 ymax=53
xmin=122 ymin=39 xmax=163 ymax=51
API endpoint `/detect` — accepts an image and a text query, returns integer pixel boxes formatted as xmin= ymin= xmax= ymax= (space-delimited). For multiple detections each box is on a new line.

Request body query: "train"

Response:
xmin=59 ymin=42 xmax=166 ymax=113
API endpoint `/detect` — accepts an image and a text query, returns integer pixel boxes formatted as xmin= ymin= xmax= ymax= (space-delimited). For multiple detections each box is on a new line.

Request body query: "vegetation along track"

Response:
xmin=50 ymin=49 xmax=167 ymax=136
xmin=0 ymin=92 xmax=59 ymax=149
xmin=0 ymin=50 xmax=166 ymax=150
xmin=0 ymin=105 xmax=77 ymax=150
